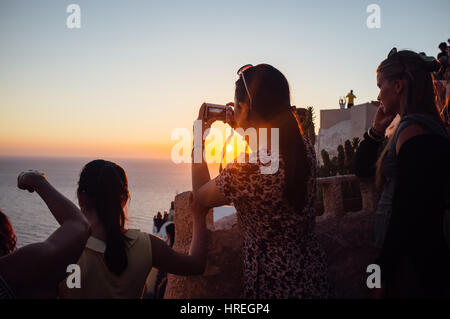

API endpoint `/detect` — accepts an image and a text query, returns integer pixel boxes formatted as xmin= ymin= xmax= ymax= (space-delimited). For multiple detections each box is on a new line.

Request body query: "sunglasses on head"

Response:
xmin=387 ymin=47 xmax=398 ymax=58
xmin=237 ymin=64 xmax=254 ymax=105
xmin=387 ymin=47 xmax=409 ymax=78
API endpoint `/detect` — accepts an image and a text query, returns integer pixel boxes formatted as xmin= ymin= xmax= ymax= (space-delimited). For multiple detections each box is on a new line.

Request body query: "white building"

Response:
xmin=315 ymin=102 xmax=378 ymax=162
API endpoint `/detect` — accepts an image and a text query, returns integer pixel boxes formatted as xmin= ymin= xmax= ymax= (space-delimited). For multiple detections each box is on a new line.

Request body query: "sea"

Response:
xmin=0 ymin=156 xmax=227 ymax=248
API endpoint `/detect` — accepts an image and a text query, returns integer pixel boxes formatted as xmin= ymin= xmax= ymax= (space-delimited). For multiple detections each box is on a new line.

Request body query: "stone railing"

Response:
xmin=316 ymin=175 xmax=378 ymax=220
xmin=164 ymin=175 xmax=379 ymax=299
xmin=164 ymin=192 xmax=243 ymax=299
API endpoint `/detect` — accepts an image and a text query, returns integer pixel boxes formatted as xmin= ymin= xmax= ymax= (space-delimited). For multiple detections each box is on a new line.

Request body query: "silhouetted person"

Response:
xmin=339 ymin=97 xmax=346 ymax=109
xmin=154 ymin=212 xmax=163 ymax=233
xmin=437 ymin=42 xmax=448 ymax=80
xmin=0 ymin=170 xmax=91 ymax=299
xmin=0 ymin=211 xmax=16 ymax=257
xmin=438 ymin=42 xmax=448 ymax=60
xmin=58 ymin=160 xmax=209 ymax=298
xmin=346 ymin=90 xmax=356 ymax=108
xmin=168 ymin=201 xmax=175 ymax=221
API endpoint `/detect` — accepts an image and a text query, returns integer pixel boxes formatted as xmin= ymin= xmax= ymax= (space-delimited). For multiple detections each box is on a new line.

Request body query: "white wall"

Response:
xmin=316 ymin=103 xmax=378 ymax=163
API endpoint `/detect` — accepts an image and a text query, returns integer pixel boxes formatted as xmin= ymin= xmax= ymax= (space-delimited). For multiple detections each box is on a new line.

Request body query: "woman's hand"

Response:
xmin=196 ymin=103 xmax=216 ymax=131
xmin=189 ymin=191 xmax=209 ymax=218
xmin=225 ymin=102 xmax=237 ymax=129
xmin=17 ymin=170 xmax=46 ymax=193
xmin=371 ymin=101 xmax=396 ymax=136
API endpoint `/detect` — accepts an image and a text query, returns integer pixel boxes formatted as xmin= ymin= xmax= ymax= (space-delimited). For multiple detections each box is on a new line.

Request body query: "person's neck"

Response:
xmin=83 ymin=208 xmax=107 ymax=241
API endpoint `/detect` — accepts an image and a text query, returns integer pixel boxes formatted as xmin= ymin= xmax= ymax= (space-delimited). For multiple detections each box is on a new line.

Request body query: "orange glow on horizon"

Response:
xmin=0 ymin=138 xmax=174 ymax=160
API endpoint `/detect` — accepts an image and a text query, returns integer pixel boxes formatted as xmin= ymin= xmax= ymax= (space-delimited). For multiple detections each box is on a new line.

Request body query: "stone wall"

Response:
xmin=164 ymin=177 xmax=379 ymax=299
xmin=164 ymin=192 xmax=243 ymax=299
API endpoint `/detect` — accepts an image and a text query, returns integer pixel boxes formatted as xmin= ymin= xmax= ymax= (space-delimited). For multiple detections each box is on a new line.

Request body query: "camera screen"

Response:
xmin=208 ymin=107 xmax=225 ymax=114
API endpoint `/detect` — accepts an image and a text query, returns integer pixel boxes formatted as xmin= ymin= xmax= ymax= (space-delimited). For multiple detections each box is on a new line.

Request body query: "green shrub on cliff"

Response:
xmin=318 ymin=138 xmax=360 ymax=177
xmin=303 ymin=106 xmax=316 ymax=146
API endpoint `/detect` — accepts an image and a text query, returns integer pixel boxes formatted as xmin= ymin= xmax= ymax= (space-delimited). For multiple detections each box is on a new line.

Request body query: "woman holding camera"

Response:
xmin=192 ymin=64 xmax=330 ymax=298
xmin=355 ymin=49 xmax=450 ymax=298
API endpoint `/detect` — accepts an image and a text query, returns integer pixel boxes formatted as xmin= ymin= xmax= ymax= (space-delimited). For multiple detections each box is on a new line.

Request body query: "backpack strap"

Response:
xmin=389 ymin=114 xmax=449 ymax=158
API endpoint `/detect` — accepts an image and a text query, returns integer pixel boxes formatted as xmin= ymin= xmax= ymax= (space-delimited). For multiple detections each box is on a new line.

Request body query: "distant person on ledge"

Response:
xmin=154 ymin=212 xmax=163 ymax=233
xmin=339 ymin=97 xmax=346 ymax=109
xmin=346 ymin=89 xmax=356 ymax=108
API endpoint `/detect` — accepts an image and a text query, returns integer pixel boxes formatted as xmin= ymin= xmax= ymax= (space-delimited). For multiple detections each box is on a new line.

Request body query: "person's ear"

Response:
xmin=239 ymin=101 xmax=250 ymax=122
xmin=394 ymin=79 xmax=406 ymax=95
xmin=77 ymin=191 xmax=88 ymax=209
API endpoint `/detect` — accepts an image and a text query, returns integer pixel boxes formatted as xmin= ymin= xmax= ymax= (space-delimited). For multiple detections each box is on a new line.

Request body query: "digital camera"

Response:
xmin=204 ymin=103 xmax=231 ymax=122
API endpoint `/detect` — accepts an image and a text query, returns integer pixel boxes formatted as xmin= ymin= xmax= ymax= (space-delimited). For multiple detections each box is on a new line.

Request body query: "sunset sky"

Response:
xmin=1 ymin=0 xmax=449 ymax=159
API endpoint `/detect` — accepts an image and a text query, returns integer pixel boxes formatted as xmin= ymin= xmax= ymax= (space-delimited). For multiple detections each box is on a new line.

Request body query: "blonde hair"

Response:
xmin=375 ymin=50 xmax=444 ymax=189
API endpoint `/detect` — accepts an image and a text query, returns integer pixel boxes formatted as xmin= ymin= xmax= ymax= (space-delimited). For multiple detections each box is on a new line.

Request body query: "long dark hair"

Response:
xmin=375 ymin=50 xmax=444 ymax=188
xmin=0 ymin=209 xmax=16 ymax=256
xmin=235 ymin=64 xmax=309 ymax=210
xmin=78 ymin=160 xmax=130 ymax=276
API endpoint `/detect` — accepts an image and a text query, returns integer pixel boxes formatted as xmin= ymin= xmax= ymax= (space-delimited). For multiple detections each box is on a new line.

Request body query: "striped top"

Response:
xmin=0 ymin=274 xmax=15 ymax=299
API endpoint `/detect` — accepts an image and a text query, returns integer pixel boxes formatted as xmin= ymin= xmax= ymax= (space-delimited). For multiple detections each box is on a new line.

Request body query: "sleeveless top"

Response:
xmin=58 ymin=229 xmax=152 ymax=299
xmin=374 ymin=114 xmax=449 ymax=248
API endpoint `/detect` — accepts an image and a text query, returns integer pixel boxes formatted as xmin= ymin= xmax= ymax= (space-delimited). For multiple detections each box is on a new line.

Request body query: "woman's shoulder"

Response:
xmin=396 ymin=124 xmax=429 ymax=154
xmin=396 ymin=117 xmax=450 ymax=154
xmin=399 ymin=131 xmax=450 ymax=150
xmin=123 ymin=229 xmax=152 ymax=249
xmin=397 ymin=133 xmax=450 ymax=167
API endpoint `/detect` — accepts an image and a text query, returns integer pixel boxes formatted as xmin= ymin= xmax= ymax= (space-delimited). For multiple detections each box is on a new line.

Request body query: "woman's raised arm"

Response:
xmin=192 ymin=103 xmax=230 ymax=208
xmin=0 ymin=171 xmax=90 ymax=298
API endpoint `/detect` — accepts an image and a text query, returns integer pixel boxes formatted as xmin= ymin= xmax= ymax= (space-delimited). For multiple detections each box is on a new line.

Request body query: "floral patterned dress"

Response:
xmin=215 ymin=136 xmax=331 ymax=298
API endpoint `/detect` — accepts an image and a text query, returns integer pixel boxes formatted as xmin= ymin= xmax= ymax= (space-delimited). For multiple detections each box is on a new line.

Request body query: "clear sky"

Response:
xmin=1 ymin=0 xmax=449 ymax=159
